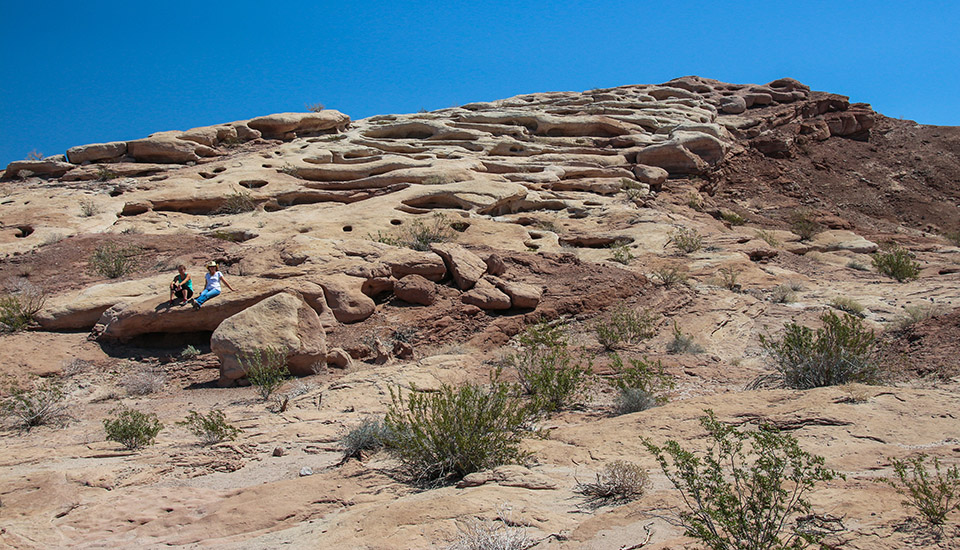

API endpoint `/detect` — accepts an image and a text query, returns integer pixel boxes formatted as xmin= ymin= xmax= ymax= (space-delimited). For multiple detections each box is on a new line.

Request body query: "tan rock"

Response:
xmin=317 ymin=275 xmax=375 ymax=323
xmin=488 ymin=276 xmax=541 ymax=309
xmin=381 ymin=249 xmax=447 ymax=281
xmin=66 ymin=141 xmax=127 ymax=164
xmin=461 ymin=280 xmax=511 ymax=310
xmin=3 ymin=158 xmax=74 ymax=179
xmin=247 ymin=111 xmax=350 ymax=139
xmin=633 ymin=164 xmax=668 ymax=187
xmin=430 ymin=243 xmax=487 ymax=290
xmin=394 ymin=274 xmax=437 ymax=305
xmin=211 ymin=291 xmax=326 ymax=382
xmin=127 ymin=134 xmax=211 ymax=164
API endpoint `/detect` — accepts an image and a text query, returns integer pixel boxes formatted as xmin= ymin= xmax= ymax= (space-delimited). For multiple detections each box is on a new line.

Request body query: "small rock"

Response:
xmin=299 ymin=467 xmax=313 ymax=477
xmin=273 ymin=447 xmax=285 ymax=457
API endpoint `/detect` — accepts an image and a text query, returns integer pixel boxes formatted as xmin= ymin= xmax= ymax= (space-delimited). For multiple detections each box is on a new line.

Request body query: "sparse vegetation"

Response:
xmin=216 ymin=189 xmax=256 ymax=214
xmin=240 ymin=347 xmax=290 ymax=401
xmin=872 ymin=244 xmax=921 ymax=282
xmin=755 ymin=229 xmax=782 ymax=247
xmin=830 ymin=296 xmax=865 ymax=317
xmin=644 ymin=411 xmax=842 ymax=550
xmin=1 ymin=379 xmax=68 ymax=429
xmin=789 ymin=209 xmax=822 ymax=241
xmin=760 ymin=310 xmax=878 ymax=389
xmin=891 ymin=303 xmax=942 ymax=332
xmin=209 ymin=229 xmax=243 ymax=242
xmin=595 ymin=305 xmax=657 ymax=350
xmin=720 ymin=210 xmax=747 ymax=226
xmin=507 ymin=322 xmax=591 ymax=413
xmin=371 ymin=212 xmax=454 ymax=251
xmin=887 ymin=454 xmax=960 ymax=529
xmin=717 ymin=266 xmax=741 ymax=291
xmin=652 ymin=266 xmax=688 ymax=288
xmin=340 ymin=416 xmax=391 ymax=460
xmin=384 ymin=379 xmax=532 ymax=484
xmin=103 ymin=407 xmax=163 ymax=450
xmin=305 ymin=102 xmax=325 ymax=112
xmin=687 ymin=193 xmax=704 ymax=211
xmin=670 ymin=227 xmax=703 ymax=254
xmin=770 ymin=284 xmax=796 ymax=304
xmin=89 ymin=242 xmax=141 ymax=278
xmin=610 ymin=353 xmax=673 ymax=415
xmin=180 ymin=345 xmax=201 ymax=359
xmin=447 ymin=507 xmax=530 ymax=550
xmin=0 ymin=282 xmax=47 ymax=331
xmin=78 ymin=197 xmax=100 ymax=217
xmin=96 ymin=167 xmax=119 ymax=182
xmin=608 ymin=240 xmax=634 ymax=264
xmin=177 ymin=409 xmax=241 ymax=445
xmin=575 ymin=460 xmax=649 ymax=506
xmin=26 ymin=150 xmax=44 ymax=160
xmin=620 ymin=178 xmax=647 ymax=201
xmin=944 ymin=229 xmax=960 ymax=247
xmin=667 ymin=321 xmax=704 ymax=354
xmin=121 ymin=368 xmax=165 ymax=396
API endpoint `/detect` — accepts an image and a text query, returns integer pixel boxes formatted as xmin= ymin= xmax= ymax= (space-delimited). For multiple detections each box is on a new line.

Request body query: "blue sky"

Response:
xmin=2 ymin=1 xmax=958 ymax=167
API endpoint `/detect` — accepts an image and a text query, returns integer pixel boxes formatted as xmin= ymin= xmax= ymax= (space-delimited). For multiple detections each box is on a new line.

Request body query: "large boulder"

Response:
xmin=247 ymin=111 xmax=350 ymax=139
xmin=461 ymin=280 xmax=511 ymax=310
xmin=126 ymin=133 xmax=216 ymax=164
xmin=211 ymin=291 xmax=327 ymax=383
xmin=3 ymin=157 xmax=74 ymax=179
xmin=37 ymin=274 xmax=172 ymax=330
xmin=394 ymin=274 xmax=437 ymax=306
xmin=66 ymin=141 xmax=128 ymax=164
xmin=430 ymin=243 xmax=487 ymax=290
xmin=381 ymin=249 xmax=447 ymax=281
xmin=317 ymin=275 xmax=375 ymax=323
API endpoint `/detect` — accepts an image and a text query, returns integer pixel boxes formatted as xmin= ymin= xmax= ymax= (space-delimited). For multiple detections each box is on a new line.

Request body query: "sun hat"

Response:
xmin=206 ymin=261 xmax=218 ymax=267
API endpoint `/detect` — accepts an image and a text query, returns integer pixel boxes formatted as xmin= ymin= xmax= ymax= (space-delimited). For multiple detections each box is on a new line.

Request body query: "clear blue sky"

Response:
xmin=2 ymin=1 xmax=958 ymax=167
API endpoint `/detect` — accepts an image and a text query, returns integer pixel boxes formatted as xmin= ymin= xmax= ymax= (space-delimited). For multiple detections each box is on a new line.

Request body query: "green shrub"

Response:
xmin=177 ymin=409 xmax=241 ymax=445
xmin=96 ymin=167 xmax=119 ymax=182
xmin=595 ymin=305 xmax=657 ymax=350
xmin=608 ymin=241 xmax=634 ymax=265
xmin=610 ymin=353 xmax=672 ymax=415
xmin=717 ymin=267 xmax=740 ymax=291
xmin=0 ymin=283 xmax=47 ymax=331
xmin=670 ymin=227 xmax=703 ymax=254
xmin=78 ymin=197 xmax=100 ymax=217
xmin=888 ymin=454 xmax=960 ymax=528
xmin=829 ymin=296 xmax=864 ymax=317
xmin=652 ymin=266 xmax=688 ymax=288
xmin=755 ymin=229 xmax=782 ymax=247
xmin=239 ymin=347 xmax=290 ymax=401
xmin=103 ymin=408 xmax=163 ymax=450
xmin=720 ymin=210 xmax=747 ymax=226
xmin=872 ymin=244 xmax=921 ymax=282
xmin=384 ymin=380 xmax=532 ymax=484
xmin=341 ymin=416 xmax=391 ymax=460
xmin=507 ymin=322 xmax=591 ymax=413
xmin=180 ymin=345 xmax=201 ymax=359
xmin=789 ymin=209 xmax=821 ymax=241
xmin=575 ymin=460 xmax=649 ymax=506
xmin=760 ymin=311 xmax=878 ymax=389
xmin=644 ymin=410 xmax=842 ymax=550
xmin=666 ymin=321 xmax=704 ymax=355
xmin=89 ymin=242 xmax=141 ymax=278
xmin=1 ymin=379 xmax=67 ymax=429
xmin=370 ymin=212 xmax=454 ymax=251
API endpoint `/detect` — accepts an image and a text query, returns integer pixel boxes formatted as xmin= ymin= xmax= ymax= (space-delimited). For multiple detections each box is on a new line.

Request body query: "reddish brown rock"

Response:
xmin=430 ymin=243 xmax=487 ymax=290
xmin=394 ymin=274 xmax=437 ymax=306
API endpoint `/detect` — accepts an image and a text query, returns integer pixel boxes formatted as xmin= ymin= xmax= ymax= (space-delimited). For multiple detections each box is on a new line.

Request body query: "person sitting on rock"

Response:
xmin=190 ymin=261 xmax=235 ymax=309
xmin=169 ymin=264 xmax=193 ymax=305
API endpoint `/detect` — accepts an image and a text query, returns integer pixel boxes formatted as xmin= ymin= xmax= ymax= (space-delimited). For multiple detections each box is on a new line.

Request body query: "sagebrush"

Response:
xmin=341 ymin=416 xmax=391 ymax=460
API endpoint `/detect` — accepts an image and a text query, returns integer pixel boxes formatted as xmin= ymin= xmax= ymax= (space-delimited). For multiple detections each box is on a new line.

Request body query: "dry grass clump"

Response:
xmin=0 ymin=281 xmax=47 ymax=331
xmin=447 ymin=507 xmax=530 ymax=550
xmin=652 ymin=265 xmax=688 ymax=288
xmin=1 ymin=379 xmax=69 ymax=429
xmin=770 ymin=284 xmax=797 ymax=304
xmin=216 ymin=189 xmax=256 ymax=214
xmin=670 ymin=227 xmax=703 ymax=254
xmin=575 ymin=460 xmax=649 ymax=506
xmin=370 ymin=212 xmax=455 ymax=251
xmin=89 ymin=242 xmax=141 ymax=279
xmin=830 ymin=296 xmax=865 ymax=317
xmin=121 ymin=368 xmax=166 ymax=396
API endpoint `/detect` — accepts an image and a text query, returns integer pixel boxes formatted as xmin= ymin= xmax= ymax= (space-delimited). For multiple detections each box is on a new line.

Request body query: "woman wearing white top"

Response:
xmin=190 ymin=261 xmax=235 ymax=309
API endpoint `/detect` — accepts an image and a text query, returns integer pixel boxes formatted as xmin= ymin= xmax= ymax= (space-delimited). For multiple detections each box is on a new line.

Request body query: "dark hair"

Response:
xmin=177 ymin=264 xmax=186 ymax=270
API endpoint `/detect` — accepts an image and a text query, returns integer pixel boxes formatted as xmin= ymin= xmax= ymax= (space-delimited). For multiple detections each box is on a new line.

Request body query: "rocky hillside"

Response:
xmin=1 ymin=77 xmax=959 ymax=549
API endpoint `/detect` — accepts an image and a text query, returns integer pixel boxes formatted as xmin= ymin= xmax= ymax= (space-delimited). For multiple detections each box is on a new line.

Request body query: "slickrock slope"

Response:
xmin=1 ymin=77 xmax=959 ymax=549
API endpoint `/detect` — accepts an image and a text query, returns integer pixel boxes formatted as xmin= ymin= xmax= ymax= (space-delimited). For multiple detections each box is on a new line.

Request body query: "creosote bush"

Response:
xmin=760 ymin=310 xmax=878 ymax=389
xmin=89 ymin=242 xmax=141 ymax=279
xmin=239 ymin=347 xmax=290 ymax=401
xmin=575 ymin=460 xmax=649 ymax=506
xmin=872 ymin=244 xmax=921 ymax=282
xmin=594 ymin=305 xmax=657 ymax=350
xmin=608 ymin=241 xmax=634 ymax=265
xmin=371 ymin=212 xmax=454 ymax=251
xmin=644 ymin=410 xmax=842 ymax=550
xmin=0 ymin=282 xmax=47 ymax=331
xmin=887 ymin=454 xmax=960 ymax=529
xmin=670 ymin=227 xmax=703 ymax=255
xmin=385 ymin=379 xmax=532 ymax=484
xmin=103 ymin=407 xmax=163 ymax=450
xmin=610 ymin=353 xmax=673 ymax=415
xmin=506 ymin=322 xmax=591 ymax=413
xmin=1 ymin=379 xmax=68 ymax=429
xmin=341 ymin=416 xmax=391 ymax=460
xmin=177 ymin=409 xmax=241 ymax=445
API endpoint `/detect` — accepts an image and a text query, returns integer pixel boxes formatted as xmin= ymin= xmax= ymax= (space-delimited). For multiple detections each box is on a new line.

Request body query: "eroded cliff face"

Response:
xmin=0 ymin=77 xmax=958 ymax=549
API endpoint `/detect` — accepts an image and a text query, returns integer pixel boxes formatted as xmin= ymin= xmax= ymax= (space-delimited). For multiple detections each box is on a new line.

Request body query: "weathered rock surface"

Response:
xmin=393 ymin=274 xmax=437 ymax=305
xmin=430 ymin=243 xmax=487 ymax=290
xmin=461 ymin=279 xmax=511 ymax=310
xmin=66 ymin=141 xmax=128 ymax=164
xmin=211 ymin=291 xmax=327 ymax=383
xmin=248 ymin=111 xmax=350 ymax=139
xmin=317 ymin=274 xmax=376 ymax=323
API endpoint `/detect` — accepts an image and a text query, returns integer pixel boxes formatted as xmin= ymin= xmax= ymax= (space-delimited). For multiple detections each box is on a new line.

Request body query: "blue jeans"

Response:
xmin=194 ymin=288 xmax=221 ymax=306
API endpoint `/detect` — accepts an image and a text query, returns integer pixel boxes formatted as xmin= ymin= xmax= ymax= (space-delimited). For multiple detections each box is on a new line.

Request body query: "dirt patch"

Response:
xmin=882 ymin=306 xmax=960 ymax=379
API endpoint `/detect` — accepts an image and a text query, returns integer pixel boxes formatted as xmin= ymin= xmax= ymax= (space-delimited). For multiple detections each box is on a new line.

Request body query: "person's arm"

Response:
xmin=221 ymin=274 xmax=235 ymax=291
xmin=183 ymin=274 xmax=192 ymax=286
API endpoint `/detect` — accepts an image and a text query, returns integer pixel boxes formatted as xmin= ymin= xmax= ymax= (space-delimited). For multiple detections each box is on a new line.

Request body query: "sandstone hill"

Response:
xmin=1 ymin=77 xmax=959 ymax=549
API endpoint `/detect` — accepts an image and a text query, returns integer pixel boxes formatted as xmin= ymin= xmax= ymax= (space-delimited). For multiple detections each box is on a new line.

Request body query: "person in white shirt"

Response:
xmin=190 ymin=261 xmax=235 ymax=309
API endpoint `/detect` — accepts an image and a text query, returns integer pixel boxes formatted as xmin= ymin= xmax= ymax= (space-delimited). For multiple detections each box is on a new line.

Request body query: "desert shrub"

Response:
xmin=78 ymin=197 xmax=100 ymax=217
xmin=575 ymin=460 xmax=649 ymax=506
xmin=180 ymin=345 xmax=201 ymax=359
xmin=1 ymin=379 xmax=68 ymax=429
xmin=652 ymin=266 xmax=688 ymax=288
xmin=216 ymin=189 xmax=256 ymax=214
xmin=103 ymin=407 xmax=163 ymax=450
xmin=610 ymin=353 xmax=673 ymax=414
xmin=371 ymin=212 xmax=454 ymax=251
xmin=687 ymin=193 xmax=704 ymax=211
xmin=666 ymin=321 xmax=704 ymax=355
xmin=760 ymin=310 xmax=878 ymax=389
xmin=847 ymin=259 xmax=869 ymax=271
xmin=620 ymin=178 xmax=648 ymax=201
xmin=0 ymin=282 xmax=47 ymax=331
xmin=341 ymin=416 xmax=391 ymax=460
xmin=239 ymin=347 xmax=290 ymax=401
xmin=872 ymin=244 xmax=921 ymax=282
xmin=507 ymin=322 xmax=591 ymax=413
xmin=670 ymin=227 xmax=703 ymax=254
xmin=891 ymin=303 xmax=942 ymax=332
xmin=829 ymin=296 xmax=864 ymax=317
xmin=888 ymin=454 xmax=960 ymax=528
xmin=717 ymin=267 xmax=740 ymax=291
xmin=944 ymin=229 xmax=960 ymax=247
xmin=770 ymin=284 xmax=796 ymax=304
xmin=89 ymin=242 xmax=141 ymax=278
xmin=789 ymin=209 xmax=822 ymax=241
xmin=121 ymin=368 xmax=165 ymax=396
xmin=643 ymin=410 xmax=842 ymax=550
xmin=96 ymin=167 xmax=118 ymax=182
xmin=27 ymin=149 xmax=44 ymax=160
xmin=594 ymin=305 xmax=657 ymax=350
xmin=755 ymin=229 xmax=782 ymax=247
xmin=447 ymin=507 xmax=529 ymax=550
xmin=177 ymin=409 xmax=241 ymax=445
xmin=305 ymin=102 xmax=325 ymax=112
xmin=384 ymin=380 xmax=532 ymax=484
xmin=608 ymin=241 xmax=634 ymax=265
xmin=720 ymin=210 xmax=747 ymax=226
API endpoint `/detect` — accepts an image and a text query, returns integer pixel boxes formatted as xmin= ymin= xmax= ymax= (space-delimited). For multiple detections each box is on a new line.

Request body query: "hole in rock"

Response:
xmin=262 ymin=164 xmax=273 ymax=168
xmin=213 ymin=167 xmax=227 ymax=173
xmin=342 ymin=225 xmax=353 ymax=232
xmin=401 ymin=196 xmax=466 ymax=210
xmin=239 ymin=180 xmax=268 ymax=189
xmin=15 ymin=225 xmax=34 ymax=238
xmin=450 ymin=221 xmax=470 ymax=233
xmin=390 ymin=219 xmax=403 ymax=226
